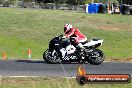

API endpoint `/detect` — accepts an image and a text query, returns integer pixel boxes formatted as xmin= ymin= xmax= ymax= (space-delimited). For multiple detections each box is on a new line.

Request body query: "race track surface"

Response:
xmin=0 ymin=60 xmax=132 ymax=77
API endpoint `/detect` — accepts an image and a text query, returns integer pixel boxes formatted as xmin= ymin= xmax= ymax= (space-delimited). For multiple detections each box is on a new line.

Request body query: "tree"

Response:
xmin=117 ymin=0 xmax=132 ymax=5
xmin=35 ymin=0 xmax=66 ymax=3
xmin=1 ymin=0 xmax=18 ymax=5
xmin=80 ymin=0 xmax=91 ymax=4
xmin=54 ymin=0 xmax=67 ymax=4
xmin=81 ymin=0 xmax=109 ymax=4
xmin=66 ymin=0 xmax=81 ymax=5
xmin=66 ymin=0 xmax=89 ymax=5
xmin=34 ymin=0 xmax=50 ymax=3
xmin=0 ymin=0 xmax=4 ymax=4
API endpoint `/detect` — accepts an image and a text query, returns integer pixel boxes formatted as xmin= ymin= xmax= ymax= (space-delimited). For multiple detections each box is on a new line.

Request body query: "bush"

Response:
xmin=1 ymin=0 xmax=17 ymax=6
xmin=3 ymin=1 xmax=10 ymax=7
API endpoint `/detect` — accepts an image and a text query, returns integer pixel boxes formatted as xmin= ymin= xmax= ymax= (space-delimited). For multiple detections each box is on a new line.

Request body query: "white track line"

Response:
xmin=0 ymin=76 xmax=76 ymax=78
xmin=103 ymin=61 xmax=132 ymax=63
xmin=2 ymin=76 xmax=38 ymax=78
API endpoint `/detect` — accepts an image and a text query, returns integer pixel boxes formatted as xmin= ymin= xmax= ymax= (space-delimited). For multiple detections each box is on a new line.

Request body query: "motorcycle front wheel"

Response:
xmin=43 ymin=49 xmax=61 ymax=64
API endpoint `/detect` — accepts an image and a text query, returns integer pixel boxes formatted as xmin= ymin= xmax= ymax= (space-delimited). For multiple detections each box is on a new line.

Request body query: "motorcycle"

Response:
xmin=43 ymin=35 xmax=105 ymax=65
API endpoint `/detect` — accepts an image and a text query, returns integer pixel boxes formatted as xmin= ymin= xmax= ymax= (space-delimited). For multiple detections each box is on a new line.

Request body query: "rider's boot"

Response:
xmin=77 ymin=43 xmax=85 ymax=59
xmin=78 ymin=43 xmax=85 ymax=52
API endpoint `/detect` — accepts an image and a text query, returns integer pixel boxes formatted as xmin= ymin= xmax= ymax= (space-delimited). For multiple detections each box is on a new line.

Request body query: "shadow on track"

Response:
xmin=14 ymin=60 xmax=88 ymax=64
xmin=14 ymin=60 xmax=46 ymax=63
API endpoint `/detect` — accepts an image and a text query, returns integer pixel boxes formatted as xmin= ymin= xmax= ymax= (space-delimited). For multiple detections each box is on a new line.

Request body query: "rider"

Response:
xmin=60 ymin=23 xmax=87 ymax=58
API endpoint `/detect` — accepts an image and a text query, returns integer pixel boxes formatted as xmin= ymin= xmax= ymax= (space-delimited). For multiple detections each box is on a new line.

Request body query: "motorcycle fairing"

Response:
xmin=83 ymin=39 xmax=103 ymax=47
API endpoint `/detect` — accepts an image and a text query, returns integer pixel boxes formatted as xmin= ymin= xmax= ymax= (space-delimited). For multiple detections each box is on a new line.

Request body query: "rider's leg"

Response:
xmin=74 ymin=37 xmax=87 ymax=51
xmin=78 ymin=43 xmax=85 ymax=49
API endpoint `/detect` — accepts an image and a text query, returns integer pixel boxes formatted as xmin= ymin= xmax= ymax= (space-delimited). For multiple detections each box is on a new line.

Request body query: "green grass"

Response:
xmin=0 ymin=8 xmax=132 ymax=60
xmin=0 ymin=77 xmax=132 ymax=88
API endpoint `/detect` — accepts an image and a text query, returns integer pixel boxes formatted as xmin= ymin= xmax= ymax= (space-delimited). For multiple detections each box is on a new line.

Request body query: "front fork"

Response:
xmin=51 ymin=50 xmax=56 ymax=56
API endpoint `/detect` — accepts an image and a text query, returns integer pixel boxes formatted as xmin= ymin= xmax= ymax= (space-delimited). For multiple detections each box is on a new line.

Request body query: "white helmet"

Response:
xmin=64 ymin=24 xmax=73 ymax=33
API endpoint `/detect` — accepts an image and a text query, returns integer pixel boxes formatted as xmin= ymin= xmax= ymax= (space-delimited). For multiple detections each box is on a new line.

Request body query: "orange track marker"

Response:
xmin=2 ymin=52 xmax=7 ymax=60
xmin=28 ymin=48 xmax=31 ymax=59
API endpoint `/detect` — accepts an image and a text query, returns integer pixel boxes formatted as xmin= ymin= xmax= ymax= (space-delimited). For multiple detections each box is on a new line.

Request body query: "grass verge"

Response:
xmin=0 ymin=77 xmax=131 ymax=88
xmin=0 ymin=8 xmax=132 ymax=61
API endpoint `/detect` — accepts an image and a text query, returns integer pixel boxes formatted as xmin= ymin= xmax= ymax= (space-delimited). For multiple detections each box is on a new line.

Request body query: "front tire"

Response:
xmin=86 ymin=49 xmax=104 ymax=65
xmin=43 ymin=49 xmax=61 ymax=64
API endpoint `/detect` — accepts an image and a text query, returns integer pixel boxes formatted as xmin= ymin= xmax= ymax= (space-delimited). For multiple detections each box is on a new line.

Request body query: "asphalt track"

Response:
xmin=0 ymin=60 xmax=132 ymax=77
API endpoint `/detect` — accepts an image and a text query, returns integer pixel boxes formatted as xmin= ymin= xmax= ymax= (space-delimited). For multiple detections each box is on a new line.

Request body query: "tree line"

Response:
xmin=0 ymin=0 xmax=132 ymax=5
xmin=21 ymin=0 xmax=103 ymax=5
xmin=21 ymin=0 xmax=132 ymax=5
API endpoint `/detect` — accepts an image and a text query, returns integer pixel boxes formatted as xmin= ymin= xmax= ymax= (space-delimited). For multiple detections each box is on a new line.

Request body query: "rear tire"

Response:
xmin=86 ymin=49 xmax=104 ymax=65
xmin=43 ymin=49 xmax=61 ymax=64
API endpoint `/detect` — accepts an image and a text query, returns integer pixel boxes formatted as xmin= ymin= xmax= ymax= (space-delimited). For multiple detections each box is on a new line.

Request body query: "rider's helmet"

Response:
xmin=64 ymin=24 xmax=73 ymax=33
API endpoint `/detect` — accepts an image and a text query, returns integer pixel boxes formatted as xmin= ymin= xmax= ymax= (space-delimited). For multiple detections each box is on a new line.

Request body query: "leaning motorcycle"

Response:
xmin=43 ymin=35 xmax=105 ymax=65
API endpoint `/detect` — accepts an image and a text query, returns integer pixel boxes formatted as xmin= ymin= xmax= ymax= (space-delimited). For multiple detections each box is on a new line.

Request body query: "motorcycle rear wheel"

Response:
xmin=86 ymin=49 xmax=104 ymax=65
